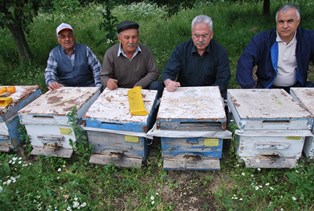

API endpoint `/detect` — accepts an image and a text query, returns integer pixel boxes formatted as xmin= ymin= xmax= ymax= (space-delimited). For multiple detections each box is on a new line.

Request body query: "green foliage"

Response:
xmin=99 ymin=0 xmax=118 ymax=43
xmin=67 ymin=107 xmax=92 ymax=164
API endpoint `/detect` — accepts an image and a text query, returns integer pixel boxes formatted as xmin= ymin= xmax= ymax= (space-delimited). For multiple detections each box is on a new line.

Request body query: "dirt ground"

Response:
xmin=148 ymin=138 xmax=232 ymax=210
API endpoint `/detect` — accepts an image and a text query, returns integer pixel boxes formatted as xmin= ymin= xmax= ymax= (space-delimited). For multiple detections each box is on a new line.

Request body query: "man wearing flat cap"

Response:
xmin=100 ymin=21 xmax=162 ymax=95
xmin=45 ymin=23 xmax=102 ymax=90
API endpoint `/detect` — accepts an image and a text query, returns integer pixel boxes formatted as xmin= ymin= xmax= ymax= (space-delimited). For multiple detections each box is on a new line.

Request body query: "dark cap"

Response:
xmin=117 ymin=21 xmax=139 ymax=33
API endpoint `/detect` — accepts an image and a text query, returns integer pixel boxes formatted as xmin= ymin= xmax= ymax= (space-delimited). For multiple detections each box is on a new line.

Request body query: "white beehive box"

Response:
xmin=290 ymin=87 xmax=314 ymax=158
xmin=83 ymin=88 xmax=158 ymax=168
xmin=19 ymin=87 xmax=100 ymax=158
xmin=0 ymin=85 xmax=41 ymax=151
xmin=227 ymin=89 xmax=313 ymax=168
xmin=150 ymin=86 xmax=231 ymax=170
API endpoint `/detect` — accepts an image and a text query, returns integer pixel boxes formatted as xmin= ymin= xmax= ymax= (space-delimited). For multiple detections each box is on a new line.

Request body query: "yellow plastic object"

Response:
xmin=0 ymin=97 xmax=13 ymax=107
xmin=128 ymin=86 xmax=148 ymax=116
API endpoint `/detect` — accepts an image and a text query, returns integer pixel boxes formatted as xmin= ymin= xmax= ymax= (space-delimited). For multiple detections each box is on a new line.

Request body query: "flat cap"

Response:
xmin=117 ymin=21 xmax=139 ymax=33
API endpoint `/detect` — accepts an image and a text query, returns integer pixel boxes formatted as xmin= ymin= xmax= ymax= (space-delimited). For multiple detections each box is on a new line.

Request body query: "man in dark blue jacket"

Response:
xmin=237 ymin=4 xmax=314 ymax=91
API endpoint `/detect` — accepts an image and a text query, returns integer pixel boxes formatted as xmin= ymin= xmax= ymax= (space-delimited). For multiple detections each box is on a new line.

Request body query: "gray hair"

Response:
xmin=275 ymin=4 xmax=300 ymax=22
xmin=191 ymin=15 xmax=213 ymax=32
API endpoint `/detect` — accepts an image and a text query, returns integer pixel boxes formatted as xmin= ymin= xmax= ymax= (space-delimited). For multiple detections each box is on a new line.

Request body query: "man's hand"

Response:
xmin=164 ymin=79 xmax=180 ymax=92
xmin=107 ymin=78 xmax=118 ymax=90
xmin=48 ymin=81 xmax=64 ymax=90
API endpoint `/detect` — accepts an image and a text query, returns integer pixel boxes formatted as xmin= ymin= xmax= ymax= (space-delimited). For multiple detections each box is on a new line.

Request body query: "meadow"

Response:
xmin=0 ymin=1 xmax=314 ymax=210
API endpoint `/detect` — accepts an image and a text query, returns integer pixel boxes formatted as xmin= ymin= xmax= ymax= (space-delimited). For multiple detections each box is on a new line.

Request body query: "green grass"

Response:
xmin=1 ymin=1 xmax=314 ymax=210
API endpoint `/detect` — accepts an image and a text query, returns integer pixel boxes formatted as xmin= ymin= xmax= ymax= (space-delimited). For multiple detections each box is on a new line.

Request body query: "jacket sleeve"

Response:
xmin=236 ymin=37 xmax=260 ymax=88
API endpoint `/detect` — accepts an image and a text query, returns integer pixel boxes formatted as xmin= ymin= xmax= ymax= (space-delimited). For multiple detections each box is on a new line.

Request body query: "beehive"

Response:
xmin=0 ymin=85 xmax=41 ymax=151
xmin=290 ymin=87 xmax=314 ymax=158
xmin=82 ymin=88 xmax=158 ymax=168
xmin=149 ymin=86 xmax=231 ymax=170
xmin=227 ymin=89 xmax=313 ymax=168
xmin=19 ymin=87 xmax=100 ymax=158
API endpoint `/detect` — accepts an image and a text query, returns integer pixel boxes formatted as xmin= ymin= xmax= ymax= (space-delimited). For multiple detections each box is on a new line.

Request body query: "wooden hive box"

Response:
xmin=18 ymin=87 xmax=100 ymax=158
xmin=290 ymin=87 xmax=314 ymax=158
xmin=154 ymin=86 xmax=231 ymax=170
xmin=82 ymin=88 xmax=158 ymax=168
xmin=227 ymin=89 xmax=313 ymax=168
xmin=0 ymin=85 xmax=41 ymax=151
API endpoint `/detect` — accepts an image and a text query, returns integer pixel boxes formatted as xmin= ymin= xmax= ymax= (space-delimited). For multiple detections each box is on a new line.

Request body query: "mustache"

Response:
xmin=195 ymin=41 xmax=206 ymax=46
xmin=127 ymin=43 xmax=136 ymax=47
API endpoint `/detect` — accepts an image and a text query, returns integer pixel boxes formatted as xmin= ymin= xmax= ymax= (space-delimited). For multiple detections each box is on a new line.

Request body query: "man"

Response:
xmin=100 ymin=21 xmax=162 ymax=94
xmin=162 ymin=15 xmax=230 ymax=98
xmin=45 ymin=23 xmax=102 ymax=90
xmin=237 ymin=4 xmax=314 ymax=91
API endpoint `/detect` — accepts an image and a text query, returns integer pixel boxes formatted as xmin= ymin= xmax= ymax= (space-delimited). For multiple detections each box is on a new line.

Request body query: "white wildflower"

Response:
xmin=292 ymin=196 xmax=297 ymax=201
xmin=74 ymin=197 xmax=78 ymax=201
xmin=151 ymin=201 xmax=155 ymax=205
xmin=80 ymin=202 xmax=87 ymax=208
xmin=150 ymin=196 xmax=154 ymax=200
xmin=269 ymin=187 xmax=274 ymax=190
xmin=257 ymin=168 xmax=261 ymax=171
xmin=255 ymin=186 xmax=259 ymax=190
xmin=57 ymin=168 xmax=61 ymax=172
xmin=66 ymin=206 xmax=72 ymax=211
xmin=265 ymin=183 xmax=270 ymax=186
xmin=73 ymin=201 xmax=80 ymax=208
xmin=239 ymin=198 xmax=243 ymax=201
xmin=241 ymin=172 xmax=245 ymax=176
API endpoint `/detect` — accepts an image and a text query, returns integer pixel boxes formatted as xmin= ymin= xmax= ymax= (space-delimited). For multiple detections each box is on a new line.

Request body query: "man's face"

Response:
xmin=192 ymin=23 xmax=213 ymax=53
xmin=118 ymin=28 xmax=139 ymax=54
xmin=57 ymin=29 xmax=75 ymax=51
xmin=276 ymin=8 xmax=300 ymax=42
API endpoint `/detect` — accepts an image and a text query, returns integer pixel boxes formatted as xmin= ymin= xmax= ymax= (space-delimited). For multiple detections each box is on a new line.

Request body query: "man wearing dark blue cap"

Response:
xmin=100 ymin=21 xmax=163 ymax=95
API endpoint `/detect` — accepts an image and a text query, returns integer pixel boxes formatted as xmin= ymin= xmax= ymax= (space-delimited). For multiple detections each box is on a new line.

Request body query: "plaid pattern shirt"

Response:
xmin=45 ymin=45 xmax=102 ymax=87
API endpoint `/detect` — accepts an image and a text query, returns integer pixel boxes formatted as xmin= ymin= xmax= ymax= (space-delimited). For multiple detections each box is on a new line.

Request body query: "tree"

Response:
xmin=0 ymin=0 xmax=51 ymax=64
xmin=263 ymin=0 xmax=270 ymax=16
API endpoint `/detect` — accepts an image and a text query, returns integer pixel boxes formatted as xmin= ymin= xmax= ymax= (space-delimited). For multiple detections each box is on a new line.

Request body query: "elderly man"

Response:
xmin=45 ymin=23 xmax=102 ymax=90
xmin=237 ymin=4 xmax=314 ymax=91
xmin=100 ymin=21 xmax=162 ymax=95
xmin=161 ymin=15 xmax=231 ymax=98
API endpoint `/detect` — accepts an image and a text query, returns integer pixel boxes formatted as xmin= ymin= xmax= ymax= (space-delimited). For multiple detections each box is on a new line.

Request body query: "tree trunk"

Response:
xmin=5 ymin=21 xmax=33 ymax=64
xmin=263 ymin=0 xmax=270 ymax=16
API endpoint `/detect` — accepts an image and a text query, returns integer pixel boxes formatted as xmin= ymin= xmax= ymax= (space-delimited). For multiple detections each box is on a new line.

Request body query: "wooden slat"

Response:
xmin=243 ymin=156 xmax=297 ymax=168
xmin=89 ymin=154 xmax=142 ymax=168
xmin=31 ymin=146 xmax=73 ymax=158
xmin=163 ymin=157 xmax=220 ymax=170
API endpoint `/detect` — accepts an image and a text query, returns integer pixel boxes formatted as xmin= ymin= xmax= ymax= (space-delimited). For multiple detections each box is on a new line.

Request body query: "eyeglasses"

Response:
xmin=58 ymin=33 xmax=74 ymax=39
xmin=193 ymin=33 xmax=210 ymax=39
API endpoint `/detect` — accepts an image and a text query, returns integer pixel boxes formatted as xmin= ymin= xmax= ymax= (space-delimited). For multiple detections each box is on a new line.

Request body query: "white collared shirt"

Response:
xmin=117 ymin=44 xmax=142 ymax=61
xmin=273 ymin=32 xmax=297 ymax=87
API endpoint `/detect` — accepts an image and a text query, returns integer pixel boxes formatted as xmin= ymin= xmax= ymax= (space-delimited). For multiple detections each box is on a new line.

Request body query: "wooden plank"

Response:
xmin=84 ymin=88 xmax=157 ymax=123
xmin=161 ymin=137 xmax=223 ymax=159
xmin=31 ymin=146 xmax=73 ymax=158
xmin=236 ymin=134 xmax=304 ymax=158
xmin=19 ymin=87 xmax=100 ymax=120
xmin=157 ymin=86 xmax=226 ymax=122
xmin=0 ymin=145 xmax=10 ymax=152
xmin=89 ymin=154 xmax=142 ymax=168
xmin=290 ymin=88 xmax=314 ymax=115
xmin=243 ymin=156 xmax=298 ymax=168
xmin=163 ymin=157 xmax=220 ymax=170
xmin=87 ymin=130 xmax=147 ymax=159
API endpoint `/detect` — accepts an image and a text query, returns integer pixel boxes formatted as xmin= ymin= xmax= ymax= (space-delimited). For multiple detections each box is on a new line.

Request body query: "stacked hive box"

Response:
xmin=227 ymin=89 xmax=313 ymax=168
xmin=149 ymin=86 xmax=231 ymax=170
xmin=18 ymin=87 xmax=100 ymax=158
xmin=82 ymin=88 xmax=158 ymax=168
xmin=0 ymin=85 xmax=41 ymax=152
xmin=290 ymin=87 xmax=314 ymax=158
